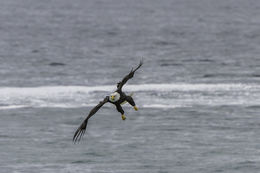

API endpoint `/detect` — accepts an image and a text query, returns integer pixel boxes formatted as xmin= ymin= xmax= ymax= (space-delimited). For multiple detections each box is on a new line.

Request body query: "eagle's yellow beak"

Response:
xmin=111 ymin=95 xmax=115 ymax=100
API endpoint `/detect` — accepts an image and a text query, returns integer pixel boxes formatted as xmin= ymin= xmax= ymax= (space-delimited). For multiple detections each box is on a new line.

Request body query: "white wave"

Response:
xmin=36 ymin=103 xmax=98 ymax=109
xmin=0 ymin=103 xmax=181 ymax=110
xmin=0 ymin=105 xmax=30 ymax=110
xmin=0 ymin=83 xmax=259 ymax=109
xmin=125 ymin=83 xmax=259 ymax=92
xmin=142 ymin=104 xmax=184 ymax=109
xmin=0 ymin=83 xmax=258 ymax=96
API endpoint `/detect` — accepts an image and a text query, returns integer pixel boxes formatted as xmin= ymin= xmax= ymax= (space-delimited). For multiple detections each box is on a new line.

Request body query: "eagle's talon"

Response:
xmin=122 ymin=114 xmax=126 ymax=120
xmin=134 ymin=106 xmax=138 ymax=111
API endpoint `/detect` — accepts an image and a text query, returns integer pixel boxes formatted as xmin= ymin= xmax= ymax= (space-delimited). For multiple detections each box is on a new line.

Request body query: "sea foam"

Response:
xmin=0 ymin=83 xmax=258 ymax=109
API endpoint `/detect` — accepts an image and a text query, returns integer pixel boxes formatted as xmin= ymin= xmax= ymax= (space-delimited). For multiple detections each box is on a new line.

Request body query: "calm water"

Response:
xmin=0 ymin=0 xmax=260 ymax=172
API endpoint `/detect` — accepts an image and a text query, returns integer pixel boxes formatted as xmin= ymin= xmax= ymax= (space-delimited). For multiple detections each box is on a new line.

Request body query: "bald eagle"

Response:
xmin=73 ymin=60 xmax=143 ymax=142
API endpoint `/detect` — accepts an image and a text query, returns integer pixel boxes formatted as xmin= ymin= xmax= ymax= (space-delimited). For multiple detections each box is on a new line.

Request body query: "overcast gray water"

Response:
xmin=0 ymin=0 xmax=260 ymax=172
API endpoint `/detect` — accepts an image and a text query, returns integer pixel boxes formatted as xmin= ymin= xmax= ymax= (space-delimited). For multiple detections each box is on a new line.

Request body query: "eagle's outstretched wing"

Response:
xmin=73 ymin=96 xmax=109 ymax=143
xmin=117 ymin=60 xmax=143 ymax=91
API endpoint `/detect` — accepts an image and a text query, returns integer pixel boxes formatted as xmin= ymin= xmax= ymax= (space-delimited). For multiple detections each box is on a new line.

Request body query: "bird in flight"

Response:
xmin=73 ymin=60 xmax=143 ymax=143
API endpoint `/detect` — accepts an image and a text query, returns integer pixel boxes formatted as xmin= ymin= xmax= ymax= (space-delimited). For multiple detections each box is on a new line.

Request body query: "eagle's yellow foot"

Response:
xmin=134 ymin=106 xmax=138 ymax=111
xmin=121 ymin=114 xmax=126 ymax=120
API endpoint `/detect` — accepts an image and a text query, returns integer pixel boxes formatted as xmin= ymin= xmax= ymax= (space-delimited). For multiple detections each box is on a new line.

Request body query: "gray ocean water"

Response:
xmin=1 ymin=0 xmax=260 ymax=172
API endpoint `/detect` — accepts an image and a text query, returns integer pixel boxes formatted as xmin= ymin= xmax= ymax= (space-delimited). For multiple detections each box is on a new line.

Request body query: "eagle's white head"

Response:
xmin=109 ymin=92 xmax=120 ymax=102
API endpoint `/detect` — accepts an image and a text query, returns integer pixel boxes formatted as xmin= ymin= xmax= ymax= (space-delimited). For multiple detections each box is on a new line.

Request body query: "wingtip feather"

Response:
xmin=73 ymin=120 xmax=88 ymax=143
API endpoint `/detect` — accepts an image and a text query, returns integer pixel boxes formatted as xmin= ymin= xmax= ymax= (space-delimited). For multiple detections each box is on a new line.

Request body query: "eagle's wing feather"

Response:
xmin=73 ymin=96 xmax=109 ymax=143
xmin=117 ymin=60 xmax=143 ymax=90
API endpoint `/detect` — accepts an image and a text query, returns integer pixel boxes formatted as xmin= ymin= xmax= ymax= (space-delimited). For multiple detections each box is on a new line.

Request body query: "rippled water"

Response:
xmin=1 ymin=0 xmax=260 ymax=172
